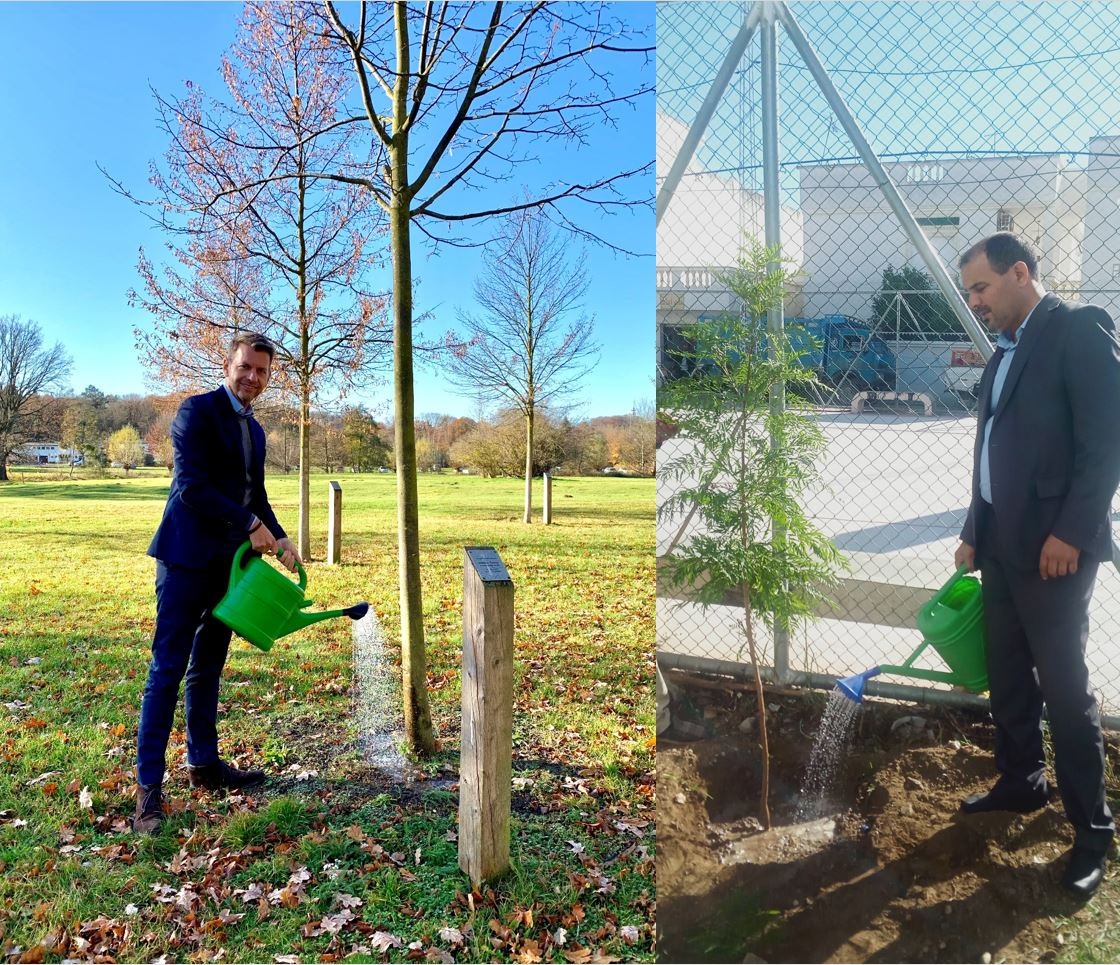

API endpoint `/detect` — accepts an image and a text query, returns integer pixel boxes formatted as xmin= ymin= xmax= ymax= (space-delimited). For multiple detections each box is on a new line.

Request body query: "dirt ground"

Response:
xmin=658 ymin=673 xmax=1120 ymax=964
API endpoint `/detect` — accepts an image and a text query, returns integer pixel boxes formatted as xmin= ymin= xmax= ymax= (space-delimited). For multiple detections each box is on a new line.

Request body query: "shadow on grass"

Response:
xmin=0 ymin=483 xmax=168 ymax=501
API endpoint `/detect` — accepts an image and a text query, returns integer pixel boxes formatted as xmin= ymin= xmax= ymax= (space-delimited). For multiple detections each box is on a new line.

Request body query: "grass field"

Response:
xmin=0 ymin=469 xmax=655 ymax=963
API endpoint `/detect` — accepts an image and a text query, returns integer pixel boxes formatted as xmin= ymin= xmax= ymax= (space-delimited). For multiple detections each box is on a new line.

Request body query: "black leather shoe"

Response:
xmin=132 ymin=782 xmax=165 ymax=834
xmin=960 ymin=782 xmax=1049 ymax=815
xmin=1062 ymin=847 xmax=1107 ymax=898
xmin=189 ymin=760 xmax=266 ymax=791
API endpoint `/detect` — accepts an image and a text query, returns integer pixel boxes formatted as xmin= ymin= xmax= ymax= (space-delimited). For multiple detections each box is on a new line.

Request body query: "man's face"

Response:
xmin=223 ymin=345 xmax=272 ymax=405
xmin=960 ymin=253 xmax=1031 ymax=335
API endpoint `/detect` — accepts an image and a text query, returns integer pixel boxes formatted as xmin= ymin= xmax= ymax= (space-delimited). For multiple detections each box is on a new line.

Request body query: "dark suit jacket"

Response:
xmin=148 ymin=386 xmax=286 ymax=568
xmin=961 ymin=293 xmax=1120 ymax=568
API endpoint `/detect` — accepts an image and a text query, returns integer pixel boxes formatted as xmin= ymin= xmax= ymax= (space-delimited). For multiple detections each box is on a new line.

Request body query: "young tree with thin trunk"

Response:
xmin=106 ymin=2 xmax=390 ymax=560
xmin=0 ymin=316 xmax=72 ymax=482
xmin=445 ymin=209 xmax=598 ymax=521
xmin=658 ymin=242 xmax=844 ymax=829
xmin=200 ymin=1 xmax=652 ymax=756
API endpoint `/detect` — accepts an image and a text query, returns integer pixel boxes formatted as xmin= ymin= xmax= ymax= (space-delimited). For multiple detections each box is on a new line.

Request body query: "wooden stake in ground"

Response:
xmin=458 ymin=547 xmax=515 ymax=886
xmin=327 ymin=480 xmax=342 ymax=564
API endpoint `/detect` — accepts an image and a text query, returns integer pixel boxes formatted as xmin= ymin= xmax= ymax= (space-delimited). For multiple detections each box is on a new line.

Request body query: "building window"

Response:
xmin=905 ymin=164 xmax=945 ymax=183
xmin=997 ymin=209 xmax=1015 ymax=232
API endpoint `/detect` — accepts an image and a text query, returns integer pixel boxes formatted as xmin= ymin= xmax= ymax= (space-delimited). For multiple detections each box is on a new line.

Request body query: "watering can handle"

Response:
xmin=926 ymin=564 xmax=969 ymax=609
xmin=230 ymin=541 xmax=307 ymax=592
xmin=276 ymin=547 xmax=308 ymax=592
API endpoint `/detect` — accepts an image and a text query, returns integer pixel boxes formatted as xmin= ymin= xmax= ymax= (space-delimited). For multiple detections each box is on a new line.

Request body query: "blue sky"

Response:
xmin=657 ymin=2 xmax=1120 ymax=199
xmin=0 ymin=2 xmax=654 ymax=422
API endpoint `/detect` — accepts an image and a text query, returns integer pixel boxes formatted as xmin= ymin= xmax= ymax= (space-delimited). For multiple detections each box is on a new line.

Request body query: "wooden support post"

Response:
xmin=327 ymin=481 xmax=342 ymax=564
xmin=459 ymin=546 xmax=514 ymax=886
xmin=543 ymin=472 xmax=552 ymax=525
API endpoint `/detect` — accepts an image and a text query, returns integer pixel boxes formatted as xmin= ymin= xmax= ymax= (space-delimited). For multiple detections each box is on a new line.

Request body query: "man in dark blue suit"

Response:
xmin=954 ymin=233 xmax=1120 ymax=897
xmin=134 ymin=332 xmax=301 ymax=834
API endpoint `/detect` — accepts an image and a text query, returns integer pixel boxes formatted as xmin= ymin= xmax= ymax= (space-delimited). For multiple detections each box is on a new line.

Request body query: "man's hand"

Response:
xmin=954 ymin=541 xmax=976 ymax=572
xmin=1040 ymin=534 xmax=1080 ymax=580
xmin=275 ymin=537 xmax=301 ymax=573
xmin=249 ymin=522 xmax=278 ymax=555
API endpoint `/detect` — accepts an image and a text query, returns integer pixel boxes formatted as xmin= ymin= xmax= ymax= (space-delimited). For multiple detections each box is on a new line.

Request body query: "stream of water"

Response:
xmin=797 ymin=688 xmax=860 ymax=820
xmin=352 ymin=608 xmax=407 ymax=779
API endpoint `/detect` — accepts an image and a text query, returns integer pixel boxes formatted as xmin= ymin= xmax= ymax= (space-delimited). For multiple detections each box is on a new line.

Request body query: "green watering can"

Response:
xmin=213 ymin=541 xmax=369 ymax=652
xmin=838 ymin=565 xmax=989 ymax=702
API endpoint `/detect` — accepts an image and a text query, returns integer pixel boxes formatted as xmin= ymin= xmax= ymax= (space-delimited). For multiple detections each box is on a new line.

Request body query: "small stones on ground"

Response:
xmin=981 ymin=953 xmax=992 ymax=964
xmin=890 ymin=715 xmax=926 ymax=734
xmin=904 ymin=776 xmax=925 ymax=791
xmin=944 ymin=903 xmax=953 ymax=916
xmin=1056 ymin=933 xmax=1065 ymax=946
xmin=767 ymin=701 xmax=782 ymax=713
xmin=739 ymin=717 xmax=756 ymax=733
xmin=948 ymin=739 xmax=962 ymax=750
xmin=673 ymin=792 xmax=687 ymax=805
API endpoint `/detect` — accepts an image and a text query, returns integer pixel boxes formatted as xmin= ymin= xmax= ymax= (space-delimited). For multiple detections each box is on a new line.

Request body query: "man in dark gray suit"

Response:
xmin=955 ymin=232 xmax=1120 ymax=897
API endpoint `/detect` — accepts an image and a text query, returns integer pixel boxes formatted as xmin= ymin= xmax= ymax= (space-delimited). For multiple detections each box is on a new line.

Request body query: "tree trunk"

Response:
xmin=297 ymin=173 xmax=312 ymax=562
xmin=523 ymin=406 xmax=534 ymax=524
xmin=298 ymin=379 xmax=311 ymax=558
xmin=390 ymin=4 xmax=436 ymax=757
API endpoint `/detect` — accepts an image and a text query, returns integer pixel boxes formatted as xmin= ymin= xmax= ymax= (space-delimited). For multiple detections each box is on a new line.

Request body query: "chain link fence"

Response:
xmin=656 ymin=1 xmax=1120 ymax=718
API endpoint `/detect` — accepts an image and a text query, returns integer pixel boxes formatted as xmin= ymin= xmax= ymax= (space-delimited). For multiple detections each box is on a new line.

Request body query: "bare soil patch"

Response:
xmin=658 ymin=674 xmax=1120 ymax=963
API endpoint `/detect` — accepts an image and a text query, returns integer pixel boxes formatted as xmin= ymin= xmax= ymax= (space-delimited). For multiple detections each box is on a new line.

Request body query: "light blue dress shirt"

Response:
xmin=979 ymin=297 xmax=1044 ymax=504
xmin=222 ymin=382 xmax=253 ymax=418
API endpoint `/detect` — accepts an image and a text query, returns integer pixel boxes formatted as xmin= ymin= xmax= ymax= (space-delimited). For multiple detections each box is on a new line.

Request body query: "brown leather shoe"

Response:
xmin=132 ymin=783 xmax=164 ymax=834
xmin=188 ymin=760 xmax=266 ymax=791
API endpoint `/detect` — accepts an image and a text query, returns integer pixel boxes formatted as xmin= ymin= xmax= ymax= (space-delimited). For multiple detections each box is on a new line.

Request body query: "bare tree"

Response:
xmin=0 ymin=316 xmax=72 ymax=482
xmin=106 ymin=2 xmax=391 ymax=560
xmin=196 ymin=1 xmax=652 ymax=756
xmin=446 ymin=209 xmax=598 ymax=520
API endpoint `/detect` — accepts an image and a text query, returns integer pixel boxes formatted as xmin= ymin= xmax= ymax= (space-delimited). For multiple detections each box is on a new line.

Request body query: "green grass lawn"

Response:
xmin=0 ymin=469 xmax=655 ymax=963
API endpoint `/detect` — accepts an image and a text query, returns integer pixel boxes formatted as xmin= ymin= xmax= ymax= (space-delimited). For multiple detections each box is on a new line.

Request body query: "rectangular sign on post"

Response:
xmin=458 ymin=546 xmax=514 ymax=886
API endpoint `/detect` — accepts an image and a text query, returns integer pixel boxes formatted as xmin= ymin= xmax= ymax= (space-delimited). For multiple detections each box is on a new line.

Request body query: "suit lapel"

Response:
xmin=213 ymin=386 xmax=245 ymax=452
xmin=990 ymin=294 xmax=1058 ymax=423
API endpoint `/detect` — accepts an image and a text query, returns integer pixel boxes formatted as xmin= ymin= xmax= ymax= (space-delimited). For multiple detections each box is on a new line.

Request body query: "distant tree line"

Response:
xmin=9 ymin=385 xmax=654 ymax=479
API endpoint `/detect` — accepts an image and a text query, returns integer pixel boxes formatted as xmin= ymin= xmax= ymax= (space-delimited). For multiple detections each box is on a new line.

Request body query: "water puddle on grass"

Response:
xmin=796 ymin=688 xmax=860 ymax=820
xmin=352 ymin=608 xmax=407 ymax=780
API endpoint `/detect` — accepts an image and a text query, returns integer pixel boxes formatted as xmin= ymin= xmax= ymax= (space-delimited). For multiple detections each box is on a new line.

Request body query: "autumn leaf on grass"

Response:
xmin=438 ymin=926 xmax=464 ymax=947
xmin=237 ymin=882 xmax=265 ymax=904
xmin=370 ymin=931 xmax=402 ymax=952
xmin=333 ymin=893 xmax=363 ymax=910
xmin=619 ymin=925 xmax=640 ymax=944
xmin=516 ymin=939 xmax=544 ymax=964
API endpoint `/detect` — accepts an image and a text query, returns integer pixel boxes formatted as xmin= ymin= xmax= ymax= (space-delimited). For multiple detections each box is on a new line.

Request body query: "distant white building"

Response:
xmin=11 ymin=442 xmax=78 ymax=465
xmin=797 ymin=153 xmax=1087 ymax=321
xmin=658 ymin=133 xmax=1120 ymax=381
xmin=657 ymin=112 xmax=806 ymax=377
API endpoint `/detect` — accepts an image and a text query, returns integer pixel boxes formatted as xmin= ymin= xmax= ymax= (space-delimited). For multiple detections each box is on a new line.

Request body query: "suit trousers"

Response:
xmin=136 ymin=557 xmax=235 ymax=787
xmin=978 ymin=507 xmax=1114 ymax=854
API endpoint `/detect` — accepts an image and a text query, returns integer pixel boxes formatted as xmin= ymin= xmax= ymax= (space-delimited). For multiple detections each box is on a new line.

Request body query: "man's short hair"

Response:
xmin=959 ymin=232 xmax=1040 ymax=279
xmin=227 ymin=331 xmax=276 ymax=362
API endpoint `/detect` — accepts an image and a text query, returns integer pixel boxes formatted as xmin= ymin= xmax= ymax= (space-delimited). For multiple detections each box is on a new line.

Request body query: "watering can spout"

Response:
xmin=837 ymin=666 xmax=881 ymax=703
xmin=284 ymin=601 xmax=370 ymax=636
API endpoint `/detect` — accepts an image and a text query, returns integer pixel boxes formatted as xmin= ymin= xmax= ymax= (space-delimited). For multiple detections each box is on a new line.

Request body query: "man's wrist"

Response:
xmin=248 ymin=516 xmax=262 ymax=534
